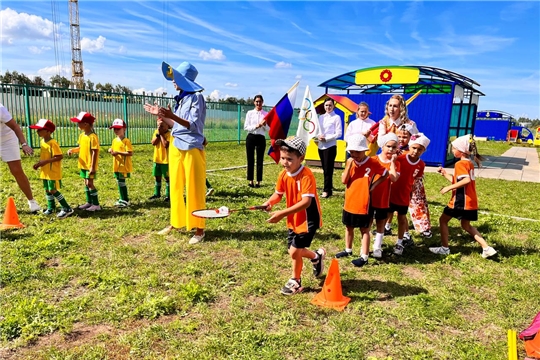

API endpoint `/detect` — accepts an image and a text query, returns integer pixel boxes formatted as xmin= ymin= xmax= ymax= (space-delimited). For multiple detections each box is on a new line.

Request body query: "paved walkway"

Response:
xmin=424 ymin=147 xmax=540 ymax=182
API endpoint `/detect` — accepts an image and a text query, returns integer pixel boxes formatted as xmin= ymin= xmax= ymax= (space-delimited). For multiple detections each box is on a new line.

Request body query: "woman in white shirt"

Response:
xmin=317 ymin=98 xmax=343 ymax=198
xmin=244 ymin=95 xmax=269 ymax=187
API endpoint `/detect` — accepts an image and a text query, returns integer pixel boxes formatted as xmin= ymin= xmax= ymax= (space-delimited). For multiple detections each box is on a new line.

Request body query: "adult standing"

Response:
xmin=317 ymin=98 xmax=342 ymax=198
xmin=0 ymin=103 xmax=41 ymax=212
xmin=244 ymin=95 xmax=269 ymax=188
xmin=378 ymin=95 xmax=418 ymax=137
xmin=144 ymin=61 xmax=207 ymax=244
xmin=344 ymin=102 xmax=377 ymax=156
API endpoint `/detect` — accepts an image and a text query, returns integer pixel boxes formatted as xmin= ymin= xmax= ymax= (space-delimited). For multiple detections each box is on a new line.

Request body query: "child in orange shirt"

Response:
xmin=262 ymin=136 xmax=325 ymax=295
xmin=369 ymin=133 xmax=400 ymax=258
xmin=429 ymin=135 xmax=497 ymax=258
xmin=337 ymin=134 xmax=387 ymax=267
xmin=390 ymin=133 xmax=430 ymax=256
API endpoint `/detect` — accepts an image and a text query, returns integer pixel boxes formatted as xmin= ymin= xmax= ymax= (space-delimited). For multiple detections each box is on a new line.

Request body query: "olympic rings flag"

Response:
xmin=296 ymin=85 xmax=320 ymax=145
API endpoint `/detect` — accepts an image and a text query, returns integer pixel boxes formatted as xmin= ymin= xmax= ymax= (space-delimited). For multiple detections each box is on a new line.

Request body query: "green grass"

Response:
xmin=1 ymin=141 xmax=539 ymax=359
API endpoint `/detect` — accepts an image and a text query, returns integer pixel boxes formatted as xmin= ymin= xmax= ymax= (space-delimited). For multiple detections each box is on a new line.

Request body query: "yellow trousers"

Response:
xmin=169 ymin=146 xmax=206 ymax=230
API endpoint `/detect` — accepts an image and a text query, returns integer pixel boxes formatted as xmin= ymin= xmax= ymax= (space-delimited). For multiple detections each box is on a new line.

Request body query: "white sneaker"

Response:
xmin=78 ymin=203 xmax=92 ymax=210
xmin=189 ymin=232 xmax=205 ymax=244
xmin=28 ymin=199 xmax=41 ymax=213
xmin=482 ymin=246 xmax=497 ymax=259
xmin=373 ymin=248 xmax=383 ymax=259
xmin=205 ymin=188 xmax=215 ymax=196
xmin=86 ymin=205 xmax=101 ymax=212
xmin=429 ymin=246 xmax=450 ymax=255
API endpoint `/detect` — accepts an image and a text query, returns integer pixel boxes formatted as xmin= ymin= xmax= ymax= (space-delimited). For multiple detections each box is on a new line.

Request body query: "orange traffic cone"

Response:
xmin=311 ymin=258 xmax=351 ymax=311
xmin=0 ymin=197 xmax=25 ymax=230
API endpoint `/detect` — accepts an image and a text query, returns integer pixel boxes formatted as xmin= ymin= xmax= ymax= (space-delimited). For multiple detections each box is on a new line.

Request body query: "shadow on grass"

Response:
xmin=73 ymin=206 xmax=146 ymax=219
xmin=204 ymin=229 xmax=286 ymax=242
xmin=341 ymin=279 xmax=428 ymax=301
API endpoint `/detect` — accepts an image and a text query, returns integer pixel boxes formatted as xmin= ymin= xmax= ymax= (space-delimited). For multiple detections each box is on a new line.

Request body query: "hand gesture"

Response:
xmin=267 ymin=210 xmax=285 ymax=223
xmin=440 ymin=186 xmax=451 ymax=195
xmin=318 ymin=134 xmax=326 ymax=142
xmin=437 ymin=166 xmax=447 ymax=176
xmin=143 ymin=101 xmax=160 ymax=116
xmin=262 ymin=202 xmax=272 ymax=212
xmin=157 ymin=104 xmax=174 ymax=119
xmin=67 ymin=149 xmax=73 ymax=156
xmin=391 ymin=154 xmax=397 ymax=162
xmin=22 ymin=144 xmax=33 ymax=156
xmin=33 ymin=161 xmax=42 ymax=170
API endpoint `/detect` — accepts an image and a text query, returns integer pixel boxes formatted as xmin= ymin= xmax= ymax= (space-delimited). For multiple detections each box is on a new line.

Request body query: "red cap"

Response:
xmin=70 ymin=111 xmax=95 ymax=124
xmin=29 ymin=119 xmax=56 ymax=133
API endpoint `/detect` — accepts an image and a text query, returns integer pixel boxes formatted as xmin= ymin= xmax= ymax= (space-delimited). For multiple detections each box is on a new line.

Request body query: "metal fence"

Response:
xmin=0 ymin=83 xmax=298 ymax=148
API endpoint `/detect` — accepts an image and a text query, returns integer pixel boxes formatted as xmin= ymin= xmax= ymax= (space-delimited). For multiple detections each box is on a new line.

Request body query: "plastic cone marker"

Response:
xmin=311 ymin=258 xmax=351 ymax=311
xmin=0 ymin=197 xmax=25 ymax=230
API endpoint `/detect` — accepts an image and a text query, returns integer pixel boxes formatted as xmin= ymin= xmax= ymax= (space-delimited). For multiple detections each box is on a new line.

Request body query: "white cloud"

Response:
xmin=81 ymin=36 xmax=106 ymax=53
xmin=0 ymin=8 xmax=57 ymax=44
xmin=295 ymin=75 xmax=302 ymax=80
xmin=199 ymin=48 xmax=226 ymax=61
xmin=291 ymin=22 xmax=312 ymax=36
xmin=225 ymin=82 xmax=238 ymax=88
xmin=275 ymin=61 xmax=292 ymax=69
xmin=209 ymin=89 xmax=222 ymax=101
xmin=118 ymin=46 xmax=127 ymax=54
xmin=28 ymin=46 xmax=51 ymax=54
xmin=37 ymin=65 xmax=71 ymax=78
xmin=132 ymin=87 xmax=168 ymax=95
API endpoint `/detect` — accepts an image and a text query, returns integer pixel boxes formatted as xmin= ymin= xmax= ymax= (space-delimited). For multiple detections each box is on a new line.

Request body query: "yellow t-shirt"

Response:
xmin=39 ymin=138 xmax=62 ymax=180
xmin=111 ymin=137 xmax=133 ymax=174
xmin=77 ymin=132 xmax=100 ymax=171
xmin=152 ymin=130 xmax=170 ymax=164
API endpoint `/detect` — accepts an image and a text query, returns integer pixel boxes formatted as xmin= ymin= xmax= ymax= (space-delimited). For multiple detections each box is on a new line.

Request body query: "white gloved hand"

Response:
xmin=218 ymin=206 xmax=229 ymax=214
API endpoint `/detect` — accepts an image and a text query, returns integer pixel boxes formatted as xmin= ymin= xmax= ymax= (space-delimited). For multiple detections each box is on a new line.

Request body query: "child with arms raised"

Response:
xmin=337 ymin=134 xmax=387 ymax=267
xmin=429 ymin=135 xmax=497 ymax=258
xmin=262 ymin=136 xmax=325 ymax=295
xmin=30 ymin=119 xmax=74 ymax=219
xmin=108 ymin=119 xmax=133 ymax=207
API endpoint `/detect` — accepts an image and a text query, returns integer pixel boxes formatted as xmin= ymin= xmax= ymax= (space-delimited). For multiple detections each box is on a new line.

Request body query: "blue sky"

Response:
xmin=1 ymin=1 xmax=539 ymax=119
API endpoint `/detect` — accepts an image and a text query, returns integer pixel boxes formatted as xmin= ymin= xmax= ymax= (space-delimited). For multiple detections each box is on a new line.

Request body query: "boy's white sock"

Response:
xmin=385 ymin=223 xmax=391 ymax=231
xmin=374 ymin=233 xmax=384 ymax=250
xmin=360 ymin=254 xmax=369 ymax=261
xmin=346 ymin=248 xmax=353 ymax=253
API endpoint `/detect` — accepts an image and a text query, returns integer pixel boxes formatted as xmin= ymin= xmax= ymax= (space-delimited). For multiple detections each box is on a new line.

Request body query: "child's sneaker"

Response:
xmin=205 ymin=188 xmax=215 ymax=196
xmin=481 ymin=246 xmax=497 ymax=259
xmin=351 ymin=257 xmax=368 ymax=267
xmin=163 ymin=197 xmax=170 ymax=203
xmin=393 ymin=244 xmax=405 ymax=256
xmin=78 ymin=203 xmax=92 ymax=210
xmin=402 ymin=234 xmax=415 ymax=248
xmin=384 ymin=228 xmax=392 ymax=236
xmin=372 ymin=248 xmax=383 ymax=259
xmin=86 ymin=205 xmax=101 ymax=212
xmin=42 ymin=208 xmax=55 ymax=215
xmin=57 ymin=208 xmax=74 ymax=219
xmin=280 ymin=278 xmax=303 ymax=296
xmin=335 ymin=249 xmax=353 ymax=258
xmin=312 ymin=248 xmax=326 ymax=277
xmin=114 ymin=200 xmax=130 ymax=208
xmin=28 ymin=199 xmax=41 ymax=213
xmin=148 ymin=195 xmax=160 ymax=200
xmin=422 ymin=230 xmax=433 ymax=238
xmin=429 ymin=246 xmax=450 ymax=255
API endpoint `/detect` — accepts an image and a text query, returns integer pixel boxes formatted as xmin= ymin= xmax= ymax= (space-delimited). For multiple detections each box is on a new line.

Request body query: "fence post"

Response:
xmin=23 ymin=84 xmax=33 ymax=148
xmin=123 ymin=93 xmax=129 ymax=138
xmin=237 ymin=103 xmax=241 ymax=144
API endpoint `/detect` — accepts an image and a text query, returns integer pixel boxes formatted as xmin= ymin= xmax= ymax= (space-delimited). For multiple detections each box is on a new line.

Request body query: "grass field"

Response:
xmin=1 ymin=141 xmax=539 ymax=359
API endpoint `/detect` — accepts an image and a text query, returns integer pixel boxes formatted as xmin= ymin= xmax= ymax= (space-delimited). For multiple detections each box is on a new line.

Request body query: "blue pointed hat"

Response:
xmin=162 ymin=61 xmax=204 ymax=92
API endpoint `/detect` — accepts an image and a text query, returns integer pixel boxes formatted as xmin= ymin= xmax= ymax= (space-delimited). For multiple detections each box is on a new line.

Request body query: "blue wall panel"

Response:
xmin=474 ymin=120 xmax=511 ymax=140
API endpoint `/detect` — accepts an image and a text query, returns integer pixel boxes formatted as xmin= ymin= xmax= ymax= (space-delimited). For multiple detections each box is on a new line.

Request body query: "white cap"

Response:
xmin=377 ymin=132 xmax=398 ymax=148
xmin=409 ymin=133 xmax=430 ymax=149
xmin=451 ymin=134 xmax=471 ymax=154
xmin=346 ymin=134 xmax=369 ymax=152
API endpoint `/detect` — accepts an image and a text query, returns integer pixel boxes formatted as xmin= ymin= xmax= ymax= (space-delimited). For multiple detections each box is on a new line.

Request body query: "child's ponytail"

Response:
xmin=468 ymin=134 xmax=485 ymax=168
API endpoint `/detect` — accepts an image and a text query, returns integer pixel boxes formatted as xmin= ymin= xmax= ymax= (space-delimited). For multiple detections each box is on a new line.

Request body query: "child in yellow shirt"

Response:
xmin=30 ymin=119 xmax=74 ymax=219
xmin=108 ymin=119 xmax=133 ymax=207
xmin=149 ymin=119 xmax=171 ymax=202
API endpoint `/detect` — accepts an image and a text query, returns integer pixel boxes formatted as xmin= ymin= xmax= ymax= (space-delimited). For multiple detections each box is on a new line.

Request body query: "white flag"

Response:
xmin=296 ymin=85 xmax=320 ymax=145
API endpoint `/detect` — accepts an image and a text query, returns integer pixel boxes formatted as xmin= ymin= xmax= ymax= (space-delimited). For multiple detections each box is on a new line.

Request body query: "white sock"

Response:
xmin=346 ymin=248 xmax=353 ymax=253
xmin=385 ymin=223 xmax=391 ymax=231
xmin=374 ymin=233 xmax=384 ymax=250
xmin=361 ymin=254 xmax=368 ymax=261
xmin=397 ymin=239 xmax=403 ymax=245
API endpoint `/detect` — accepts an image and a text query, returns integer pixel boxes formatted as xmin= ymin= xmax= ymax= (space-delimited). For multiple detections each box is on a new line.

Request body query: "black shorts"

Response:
xmin=369 ymin=206 xmax=389 ymax=221
xmin=287 ymin=228 xmax=316 ymax=249
xmin=443 ymin=206 xmax=478 ymax=221
xmin=389 ymin=203 xmax=408 ymax=215
xmin=342 ymin=209 xmax=371 ymax=229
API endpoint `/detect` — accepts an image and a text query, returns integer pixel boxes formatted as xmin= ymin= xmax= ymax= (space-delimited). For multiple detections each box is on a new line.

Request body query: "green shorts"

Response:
xmin=114 ymin=172 xmax=131 ymax=179
xmin=79 ymin=169 xmax=97 ymax=179
xmin=42 ymin=179 xmax=61 ymax=191
xmin=152 ymin=163 xmax=169 ymax=177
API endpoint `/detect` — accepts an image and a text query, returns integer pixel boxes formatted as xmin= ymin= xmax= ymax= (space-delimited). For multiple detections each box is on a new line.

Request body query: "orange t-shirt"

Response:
xmin=390 ymin=154 xmax=425 ymax=206
xmin=344 ymin=157 xmax=387 ymax=215
xmin=447 ymin=159 xmax=478 ymax=210
xmin=371 ymin=155 xmax=401 ymax=209
xmin=275 ymin=165 xmax=322 ymax=234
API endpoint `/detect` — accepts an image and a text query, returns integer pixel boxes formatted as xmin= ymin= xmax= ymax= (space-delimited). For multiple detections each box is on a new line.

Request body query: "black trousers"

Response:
xmin=318 ymin=145 xmax=337 ymax=194
xmin=246 ymin=133 xmax=266 ymax=182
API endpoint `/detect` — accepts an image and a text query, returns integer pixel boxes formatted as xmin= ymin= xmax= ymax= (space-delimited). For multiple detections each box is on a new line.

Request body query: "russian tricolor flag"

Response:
xmin=265 ymin=81 xmax=299 ymax=163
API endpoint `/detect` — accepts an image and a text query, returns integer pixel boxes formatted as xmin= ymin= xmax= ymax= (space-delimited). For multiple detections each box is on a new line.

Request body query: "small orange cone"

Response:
xmin=311 ymin=258 xmax=351 ymax=311
xmin=0 ymin=197 xmax=25 ymax=230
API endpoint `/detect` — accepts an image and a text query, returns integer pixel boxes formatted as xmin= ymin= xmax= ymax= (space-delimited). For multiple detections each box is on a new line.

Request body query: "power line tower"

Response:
xmin=68 ymin=0 xmax=84 ymax=89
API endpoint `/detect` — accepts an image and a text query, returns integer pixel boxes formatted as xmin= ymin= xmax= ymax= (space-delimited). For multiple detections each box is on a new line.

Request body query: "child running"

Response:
xmin=67 ymin=112 xmax=100 ymax=211
xmin=337 ymin=134 xmax=387 ymax=267
xmin=30 ymin=119 xmax=74 ymax=219
xmin=390 ymin=133 xmax=430 ymax=256
xmin=108 ymin=119 xmax=133 ymax=207
xmin=429 ymin=135 xmax=497 ymax=258
xmin=149 ymin=119 xmax=171 ymax=202
xmin=262 ymin=136 xmax=325 ymax=295
xmin=369 ymin=133 xmax=400 ymax=258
